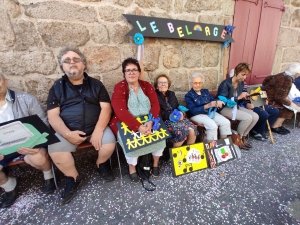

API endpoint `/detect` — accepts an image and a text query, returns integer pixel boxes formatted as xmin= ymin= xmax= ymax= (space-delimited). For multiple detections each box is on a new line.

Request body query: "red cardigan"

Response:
xmin=109 ymin=79 xmax=160 ymax=135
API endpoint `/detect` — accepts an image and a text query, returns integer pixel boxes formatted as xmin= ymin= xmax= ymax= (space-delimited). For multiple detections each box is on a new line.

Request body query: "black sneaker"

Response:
xmin=60 ymin=175 xmax=83 ymax=205
xmin=151 ymin=167 xmax=159 ymax=178
xmin=271 ymin=127 xmax=288 ymax=135
xmin=97 ymin=161 xmax=114 ymax=182
xmin=42 ymin=178 xmax=55 ymax=194
xmin=1 ymin=184 xmax=18 ymax=208
xmin=279 ymin=126 xmax=290 ymax=134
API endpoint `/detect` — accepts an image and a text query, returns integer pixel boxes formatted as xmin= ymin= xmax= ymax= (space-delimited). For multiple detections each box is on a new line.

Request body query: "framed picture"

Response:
xmin=169 ymin=142 xmax=208 ymax=177
xmin=117 ymin=115 xmax=170 ymax=154
xmin=205 ymin=137 xmax=237 ymax=168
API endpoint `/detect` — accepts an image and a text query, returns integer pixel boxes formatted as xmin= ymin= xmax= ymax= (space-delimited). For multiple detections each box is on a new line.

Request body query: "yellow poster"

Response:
xmin=170 ymin=142 xmax=208 ymax=177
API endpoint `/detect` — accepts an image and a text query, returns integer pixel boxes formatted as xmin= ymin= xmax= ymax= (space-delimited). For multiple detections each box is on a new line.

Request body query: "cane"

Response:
xmin=262 ymin=105 xmax=274 ymax=144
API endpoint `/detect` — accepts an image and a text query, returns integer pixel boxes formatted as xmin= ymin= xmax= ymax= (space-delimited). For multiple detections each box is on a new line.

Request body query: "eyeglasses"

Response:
xmin=157 ymin=82 xmax=169 ymax=85
xmin=192 ymin=82 xmax=202 ymax=85
xmin=62 ymin=57 xmax=82 ymax=64
xmin=125 ymin=69 xmax=139 ymax=74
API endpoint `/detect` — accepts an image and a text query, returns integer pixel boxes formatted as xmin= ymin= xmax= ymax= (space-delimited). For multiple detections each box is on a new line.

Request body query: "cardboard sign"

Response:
xmin=170 ymin=143 xmax=208 ymax=177
xmin=123 ymin=14 xmax=234 ymax=43
xmin=205 ymin=137 xmax=237 ymax=168
xmin=117 ymin=115 xmax=170 ymax=154
xmin=0 ymin=115 xmax=60 ymax=157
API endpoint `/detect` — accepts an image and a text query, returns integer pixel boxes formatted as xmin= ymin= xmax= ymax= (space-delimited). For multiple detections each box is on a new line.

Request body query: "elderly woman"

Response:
xmin=154 ymin=74 xmax=197 ymax=147
xmin=110 ymin=58 xmax=165 ymax=183
xmin=185 ymin=73 xmax=231 ymax=144
xmin=217 ymin=63 xmax=259 ymax=149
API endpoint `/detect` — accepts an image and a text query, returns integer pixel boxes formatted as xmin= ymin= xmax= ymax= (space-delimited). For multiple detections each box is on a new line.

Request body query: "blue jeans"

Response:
xmin=252 ymin=105 xmax=279 ymax=135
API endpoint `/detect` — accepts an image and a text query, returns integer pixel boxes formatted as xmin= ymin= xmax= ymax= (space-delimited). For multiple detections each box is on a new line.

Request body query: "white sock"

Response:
xmin=43 ymin=170 xmax=54 ymax=180
xmin=0 ymin=177 xmax=17 ymax=192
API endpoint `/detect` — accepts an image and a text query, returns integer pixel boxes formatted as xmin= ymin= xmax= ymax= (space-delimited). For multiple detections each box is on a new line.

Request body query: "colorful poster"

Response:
xmin=205 ymin=137 xmax=237 ymax=168
xmin=123 ymin=14 xmax=234 ymax=43
xmin=170 ymin=143 xmax=208 ymax=177
xmin=117 ymin=115 xmax=170 ymax=154
xmin=0 ymin=115 xmax=60 ymax=157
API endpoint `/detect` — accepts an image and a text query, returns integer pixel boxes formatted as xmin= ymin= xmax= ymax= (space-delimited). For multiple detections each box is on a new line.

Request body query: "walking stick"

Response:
xmin=262 ymin=105 xmax=274 ymax=144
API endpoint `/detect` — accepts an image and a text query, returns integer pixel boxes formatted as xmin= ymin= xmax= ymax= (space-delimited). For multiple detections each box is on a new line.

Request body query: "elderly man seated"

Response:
xmin=47 ymin=45 xmax=116 ymax=205
xmin=0 ymin=72 xmax=55 ymax=208
xmin=263 ymin=62 xmax=300 ymax=135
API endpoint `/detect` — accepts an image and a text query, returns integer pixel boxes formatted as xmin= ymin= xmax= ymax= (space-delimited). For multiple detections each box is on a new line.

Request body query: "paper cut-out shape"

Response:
xmin=133 ymin=32 xmax=144 ymax=45
xmin=193 ymin=24 xmax=202 ymax=31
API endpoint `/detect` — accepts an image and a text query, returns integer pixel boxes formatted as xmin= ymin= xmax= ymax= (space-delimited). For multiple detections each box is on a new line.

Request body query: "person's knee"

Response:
xmin=26 ymin=150 xmax=49 ymax=167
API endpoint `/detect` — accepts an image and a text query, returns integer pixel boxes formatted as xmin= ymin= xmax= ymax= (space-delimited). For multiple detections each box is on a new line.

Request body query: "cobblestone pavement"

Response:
xmin=1 ymin=123 xmax=300 ymax=225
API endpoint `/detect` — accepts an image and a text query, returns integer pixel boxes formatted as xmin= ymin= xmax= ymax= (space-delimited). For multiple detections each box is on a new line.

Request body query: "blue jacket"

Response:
xmin=185 ymin=88 xmax=215 ymax=117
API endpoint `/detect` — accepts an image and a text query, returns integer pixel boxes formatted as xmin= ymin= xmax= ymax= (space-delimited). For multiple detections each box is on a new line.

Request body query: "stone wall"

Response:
xmin=273 ymin=0 xmax=300 ymax=74
xmin=0 ymin=0 xmax=235 ymax=106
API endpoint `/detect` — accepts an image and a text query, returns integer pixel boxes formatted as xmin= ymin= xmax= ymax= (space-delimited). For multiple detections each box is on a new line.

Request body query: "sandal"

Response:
xmin=241 ymin=143 xmax=251 ymax=150
xmin=129 ymin=173 xmax=140 ymax=184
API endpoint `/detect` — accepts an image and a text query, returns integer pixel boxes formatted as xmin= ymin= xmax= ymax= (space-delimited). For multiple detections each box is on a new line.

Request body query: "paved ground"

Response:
xmin=1 ymin=123 xmax=300 ymax=225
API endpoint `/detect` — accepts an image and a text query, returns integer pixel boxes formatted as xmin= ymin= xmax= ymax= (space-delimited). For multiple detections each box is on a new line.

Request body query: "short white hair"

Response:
xmin=189 ymin=73 xmax=205 ymax=84
xmin=285 ymin=63 xmax=300 ymax=76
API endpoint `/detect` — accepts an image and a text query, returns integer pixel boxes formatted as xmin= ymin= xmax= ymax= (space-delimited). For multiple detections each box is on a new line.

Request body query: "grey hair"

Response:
xmin=285 ymin=62 xmax=300 ymax=76
xmin=57 ymin=45 xmax=87 ymax=71
xmin=189 ymin=72 xmax=205 ymax=84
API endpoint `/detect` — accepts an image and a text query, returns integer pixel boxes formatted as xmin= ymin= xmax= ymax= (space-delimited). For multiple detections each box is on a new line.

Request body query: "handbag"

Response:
xmin=231 ymin=132 xmax=242 ymax=148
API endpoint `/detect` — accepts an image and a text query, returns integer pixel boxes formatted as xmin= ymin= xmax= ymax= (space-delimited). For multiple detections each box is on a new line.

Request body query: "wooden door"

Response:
xmin=229 ymin=0 xmax=284 ymax=84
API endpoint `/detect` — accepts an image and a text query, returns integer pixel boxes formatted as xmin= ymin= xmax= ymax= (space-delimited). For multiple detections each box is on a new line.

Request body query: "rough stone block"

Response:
xmin=0 ymin=51 xmax=57 ymax=76
xmin=148 ymin=69 xmax=170 ymax=82
xmin=198 ymin=15 xmax=232 ymax=25
xmin=107 ymin=23 xmax=131 ymax=44
xmin=163 ymin=45 xmax=181 ymax=69
xmin=277 ymin=27 xmax=298 ymax=47
xmin=37 ymin=22 xmax=90 ymax=48
xmin=6 ymin=0 xmax=21 ymax=18
xmin=149 ymin=11 xmax=170 ymax=18
xmin=121 ymin=45 xmax=137 ymax=59
xmin=222 ymin=1 xmax=235 ymax=16
xmin=291 ymin=0 xmax=300 ymax=7
xmin=281 ymin=6 xmax=291 ymax=26
xmin=282 ymin=47 xmax=300 ymax=62
xmin=135 ymin=0 xmax=155 ymax=8
xmin=203 ymin=44 xmax=220 ymax=67
xmin=90 ymin=24 xmax=109 ymax=44
xmin=169 ymin=68 xmax=189 ymax=92
xmin=13 ymin=20 xmax=42 ymax=51
xmin=98 ymin=5 xmax=124 ymax=22
xmin=24 ymin=2 xmax=98 ymax=23
xmin=113 ymin=0 xmax=132 ymax=7
xmin=83 ymin=46 xmax=121 ymax=73
xmin=184 ymin=0 xmax=222 ymax=12
xmin=102 ymin=70 xmax=124 ymax=95
xmin=154 ymin=0 xmax=172 ymax=12
xmin=0 ymin=4 xmax=15 ymax=51
xmin=144 ymin=45 xmax=161 ymax=71
xmin=73 ymin=0 xmax=101 ymax=2
xmin=291 ymin=9 xmax=300 ymax=28
xmin=272 ymin=47 xmax=283 ymax=75
xmin=181 ymin=45 xmax=202 ymax=68
xmin=174 ymin=0 xmax=184 ymax=14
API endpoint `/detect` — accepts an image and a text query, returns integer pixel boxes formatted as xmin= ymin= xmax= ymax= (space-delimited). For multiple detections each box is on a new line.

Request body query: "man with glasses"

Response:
xmin=47 ymin=45 xmax=116 ymax=205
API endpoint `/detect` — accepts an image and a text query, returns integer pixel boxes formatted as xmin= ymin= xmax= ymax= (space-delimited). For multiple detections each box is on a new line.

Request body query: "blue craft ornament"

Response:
xmin=218 ymin=96 xmax=228 ymax=104
xmin=225 ymin=25 xmax=234 ymax=34
xmin=222 ymin=40 xmax=231 ymax=49
xmin=169 ymin=109 xmax=182 ymax=122
xmin=293 ymin=97 xmax=300 ymax=103
xmin=227 ymin=100 xmax=237 ymax=108
xmin=145 ymin=113 xmax=153 ymax=123
xmin=133 ymin=33 xmax=144 ymax=45
xmin=152 ymin=117 xmax=160 ymax=130
xmin=178 ymin=105 xmax=189 ymax=112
